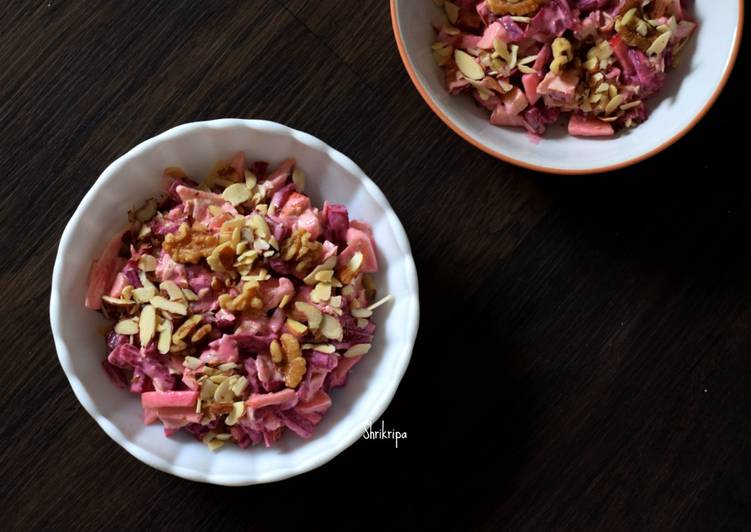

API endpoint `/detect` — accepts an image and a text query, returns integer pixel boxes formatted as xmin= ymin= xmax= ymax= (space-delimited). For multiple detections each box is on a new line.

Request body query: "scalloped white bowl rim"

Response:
xmin=50 ymin=119 xmax=419 ymax=485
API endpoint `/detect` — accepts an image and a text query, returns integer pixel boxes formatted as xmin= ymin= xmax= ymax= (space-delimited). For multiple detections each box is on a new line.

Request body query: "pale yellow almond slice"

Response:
xmin=343 ymin=343 xmax=372 ymax=358
xmin=139 ymin=305 xmax=156 ymax=346
xmin=207 ymin=439 xmax=224 ymax=452
xmin=314 ymin=270 xmax=334 ymax=283
xmin=646 ymin=30 xmax=671 ymax=56
xmin=138 ymin=271 xmax=156 ymax=290
xmin=222 ymin=183 xmax=251 ymax=206
xmin=244 ymin=169 xmax=257 ymax=190
xmin=114 ymin=319 xmax=139 ymax=336
xmin=311 ymin=282 xmax=332 ymax=303
xmin=367 ymin=294 xmax=394 ymax=311
xmin=292 ymin=168 xmax=305 ymax=192
xmin=356 ymin=318 xmax=369 ymax=329
xmin=231 ymin=376 xmax=248 ymax=397
xmin=138 ymin=254 xmax=157 ymax=272
xmin=132 ymin=286 xmax=156 ymax=303
xmin=351 ymin=307 xmax=373 ymax=319
xmin=200 ymin=379 xmax=218 ymax=400
xmin=183 ymin=356 xmax=201 ymax=370
xmin=329 ymin=295 xmax=342 ymax=308
xmin=213 ymin=378 xmax=234 ymax=403
xmin=444 ymin=1 xmax=458 ymax=23
xmin=295 ymin=301 xmax=323 ymax=329
xmin=455 ymin=49 xmax=485 ymax=81
xmin=320 ymin=314 xmax=342 ymax=341
xmin=286 ymin=318 xmax=308 ymax=336
xmin=150 ymin=295 xmax=187 ymax=316
xmin=160 ymin=280 xmax=184 ymax=301
xmin=225 ymin=401 xmax=246 ymax=426
xmin=134 ymin=198 xmax=158 ymax=223
xmin=303 ymin=256 xmax=338 ymax=285
xmin=302 ymin=343 xmax=336 ymax=354
xmin=101 ymin=295 xmax=134 ymax=307
xmin=157 ymin=319 xmax=173 ymax=354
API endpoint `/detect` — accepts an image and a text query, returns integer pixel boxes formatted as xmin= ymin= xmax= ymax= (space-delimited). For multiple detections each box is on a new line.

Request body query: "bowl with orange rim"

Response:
xmin=391 ymin=0 xmax=743 ymax=174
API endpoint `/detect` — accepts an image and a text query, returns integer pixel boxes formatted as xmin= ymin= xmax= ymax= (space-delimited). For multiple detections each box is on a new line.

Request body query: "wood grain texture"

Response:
xmin=1 ymin=1 xmax=749 ymax=530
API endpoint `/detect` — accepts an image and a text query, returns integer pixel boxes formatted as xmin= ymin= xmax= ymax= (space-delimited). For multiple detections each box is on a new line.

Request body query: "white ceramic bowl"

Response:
xmin=391 ymin=0 xmax=743 ymax=174
xmin=50 ymin=119 xmax=419 ymax=485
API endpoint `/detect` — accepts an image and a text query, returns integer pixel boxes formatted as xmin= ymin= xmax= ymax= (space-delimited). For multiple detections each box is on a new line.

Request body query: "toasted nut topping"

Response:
xmin=114 ymin=319 xmax=139 ymax=336
xmin=160 ymin=280 xmax=184 ymax=301
xmin=351 ymin=307 xmax=373 ymax=319
xmin=343 ymin=343 xmax=372 ymax=358
xmin=311 ymin=282 xmax=332 ymax=303
xmin=303 ymin=343 xmax=336 ymax=354
xmin=444 ymin=1 xmax=458 ymax=23
xmin=231 ymin=376 xmax=248 ymax=397
xmin=270 ymin=339 xmax=283 ymax=363
xmin=101 ymin=295 xmax=135 ymax=308
xmin=486 ymin=0 xmax=542 ymax=16
xmin=367 ymin=294 xmax=393 ymax=311
xmin=183 ymin=356 xmax=201 ymax=370
xmin=163 ymin=223 xmax=219 ymax=264
xmin=214 ymin=378 xmax=234 ymax=403
xmin=191 ymin=323 xmax=212 ymax=343
xmin=150 ymin=295 xmax=187 ymax=316
xmin=173 ymin=315 xmax=202 ymax=342
xmin=286 ymin=318 xmax=308 ymax=336
xmin=132 ymin=286 xmax=155 ymax=303
xmin=222 ymin=183 xmax=252 ymax=206
xmin=320 ymin=314 xmax=343 ymax=341
xmin=454 ymin=49 xmax=484 ymax=81
xmin=139 ymin=305 xmax=156 ymax=346
xmin=225 ymin=401 xmax=246 ymax=426
xmin=292 ymin=168 xmax=306 ymax=191
xmin=200 ymin=379 xmax=217 ymax=400
xmin=294 ymin=301 xmax=323 ymax=329
xmin=157 ymin=319 xmax=172 ymax=354
xmin=134 ymin=198 xmax=158 ymax=222
xmin=303 ymin=256 xmax=338 ymax=285
xmin=338 ymin=251 xmax=363 ymax=284
xmin=138 ymin=254 xmax=157 ymax=272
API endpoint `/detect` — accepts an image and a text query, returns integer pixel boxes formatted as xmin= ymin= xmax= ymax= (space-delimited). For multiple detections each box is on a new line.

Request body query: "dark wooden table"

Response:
xmin=2 ymin=1 xmax=748 ymax=530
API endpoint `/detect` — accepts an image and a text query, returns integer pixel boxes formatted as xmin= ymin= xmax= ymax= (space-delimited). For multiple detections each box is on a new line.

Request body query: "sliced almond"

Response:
xmin=157 ymin=319 xmax=173 ymax=354
xmin=214 ymin=378 xmax=234 ymax=403
xmin=320 ymin=314 xmax=343 ymax=341
xmin=646 ymin=30 xmax=671 ymax=56
xmin=134 ymin=198 xmax=158 ymax=222
xmin=286 ymin=318 xmax=308 ymax=336
xmin=454 ymin=49 xmax=484 ymax=81
xmin=225 ymin=401 xmax=246 ymax=426
xmin=114 ymin=319 xmax=139 ymax=336
xmin=351 ymin=307 xmax=373 ymax=319
xmin=160 ymin=280 xmax=184 ymax=301
xmin=302 ymin=343 xmax=336 ymax=354
xmin=222 ymin=183 xmax=251 ymax=206
xmin=150 ymin=295 xmax=187 ymax=316
xmin=314 ymin=270 xmax=334 ymax=283
xmin=244 ymin=169 xmax=257 ymax=189
xmin=444 ymin=1 xmax=458 ymax=23
xmin=182 ymin=288 xmax=198 ymax=301
xmin=343 ymin=343 xmax=372 ymax=358
xmin=311 ymin=282 xmax=332 ymax=303
xmin=329 ymin=295 xmax=342 ymax=308
xmin=173 ymin=314 xmax=202 ymax=342
xmin=356 ymin=318 xmax=369 ymax=329
xmin=132 ymin=286 xmax=156 ymax=303
xmin=303 ymin=256 xmax=338 ymax=285
xmin=231 ymin=376 xmax=248 ymax=397
xmin=101 ymin=295 xmax=134 ymax=308
xmin=138 ymin=271 xmax=156 ymax=290
xmin=139 ymin=305 xmax=156 ymax=347
xmin=292 ymin=168 xmax=305 ymax=192
xmin=367 ymin=294 xmax=393 ymax=312
xmin=206 ymin=439 xmax=224 ymax=451
xmin=183 ymin=356 xmax=201 ymax=370
xmin=138 ymin=254 xmax=157 ymax=272
xmin=295 ymin=301 xmax=323 ymax=330
xmin=200 ymin=379 xmax=218 ymax=400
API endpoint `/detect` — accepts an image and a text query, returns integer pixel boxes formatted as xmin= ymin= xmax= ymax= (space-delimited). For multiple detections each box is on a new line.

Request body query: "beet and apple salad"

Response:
xmin=85 ymin=153 xmax=391 ymax=450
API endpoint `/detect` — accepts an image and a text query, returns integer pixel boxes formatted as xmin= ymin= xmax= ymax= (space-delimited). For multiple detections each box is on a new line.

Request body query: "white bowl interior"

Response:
xmin=394 ymin=0 xmax=740 ymax=172
xmin=50 ymin=119 xmax=419 ymax=485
